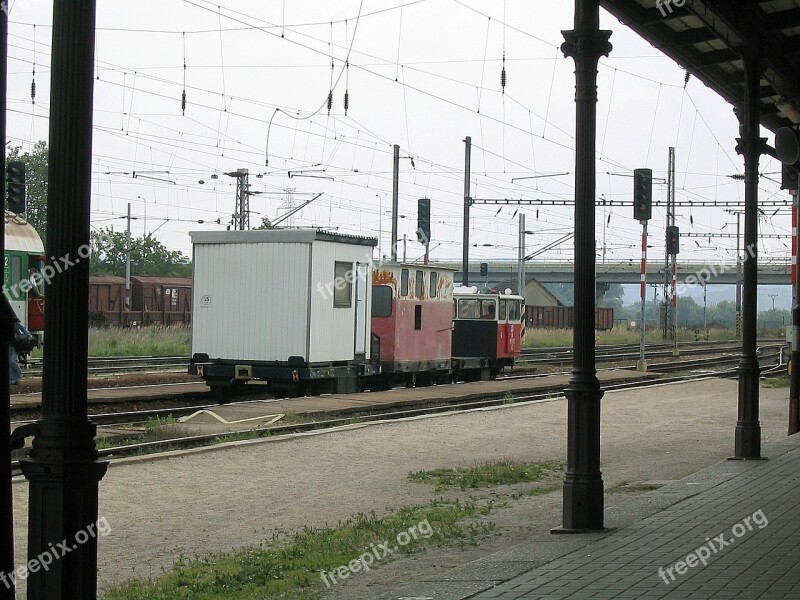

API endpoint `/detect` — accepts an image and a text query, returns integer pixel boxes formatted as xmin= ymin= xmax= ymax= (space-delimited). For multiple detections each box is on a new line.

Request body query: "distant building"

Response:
xmin=491 ymin=277 xmax=562 ymax=307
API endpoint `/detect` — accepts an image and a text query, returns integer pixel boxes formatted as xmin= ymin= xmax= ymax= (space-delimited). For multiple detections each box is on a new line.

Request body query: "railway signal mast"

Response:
xmin=633 ymin=168 xmax=653 ymax=372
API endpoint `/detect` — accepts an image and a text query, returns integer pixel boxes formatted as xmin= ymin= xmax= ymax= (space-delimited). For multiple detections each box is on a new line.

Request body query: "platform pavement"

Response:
xmin=392 ymin=432 xmax=800 ymax=599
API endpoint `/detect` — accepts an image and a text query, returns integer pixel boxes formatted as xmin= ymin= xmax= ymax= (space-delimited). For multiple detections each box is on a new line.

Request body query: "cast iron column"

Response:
xmin=0 ymin=8 xmax=18 ymax=600
xmin=18 ymin=2 xmax=108 ymax=598
xmin=556 ymin=0 xmax=611 ymax=532
xmin=734 ymin=50 xmax=763 ymax=459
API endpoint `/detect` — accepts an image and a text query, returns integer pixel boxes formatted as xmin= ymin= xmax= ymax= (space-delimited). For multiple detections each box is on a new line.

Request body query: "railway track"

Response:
xmin=15 ymin=340 xmax=773 ymax=379
xmin=9 ymin=347 xmax=786 ymax=476
xmin=21 ymin=355 xmax=189 ymax=377
xmin=516 ymin=339 xmax=780 ymax=367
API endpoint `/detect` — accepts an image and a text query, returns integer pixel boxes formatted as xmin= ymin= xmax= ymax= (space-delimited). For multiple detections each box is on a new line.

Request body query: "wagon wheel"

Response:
xmin=405 ymin=373 xmax=417 ymax=388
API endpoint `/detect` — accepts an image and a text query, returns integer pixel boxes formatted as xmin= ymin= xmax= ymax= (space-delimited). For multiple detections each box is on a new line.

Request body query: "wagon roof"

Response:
xmin=131 ymin=276 xmax=192 ymax=286
xmin=4 ymin=210 xmax=44 ymax=254
xmin=189 ymin=228 xmax=377 ymax=247
xmin=89 ymin=275 xmax=126 ymax=284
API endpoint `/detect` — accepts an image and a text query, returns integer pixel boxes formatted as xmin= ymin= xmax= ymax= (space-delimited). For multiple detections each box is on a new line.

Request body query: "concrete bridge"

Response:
xmin=431 ymin=260 xmax=792 ymax=286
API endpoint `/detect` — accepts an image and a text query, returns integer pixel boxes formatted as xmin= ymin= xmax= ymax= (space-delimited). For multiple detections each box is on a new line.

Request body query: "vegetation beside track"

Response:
xmin=523 ymin=327 xmax=739 ymax=348
xmin=101 ymin=459 xmax=572 ymax=600
xmin=30 ymin=325 xmax=191 ymax=359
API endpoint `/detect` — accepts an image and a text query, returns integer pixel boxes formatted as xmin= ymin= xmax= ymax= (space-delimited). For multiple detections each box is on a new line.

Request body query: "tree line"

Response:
xmin=8 ymin=142 xmax=192 ymax=278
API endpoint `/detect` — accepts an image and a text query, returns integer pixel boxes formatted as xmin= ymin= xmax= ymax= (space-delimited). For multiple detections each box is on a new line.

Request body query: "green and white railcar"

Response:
xmin=3 ymin=210 xmax=45 ymax=345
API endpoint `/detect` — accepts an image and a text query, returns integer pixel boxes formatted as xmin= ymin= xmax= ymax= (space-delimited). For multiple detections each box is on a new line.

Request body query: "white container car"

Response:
xmin=189 ymin=229 xmax=377 ymax=400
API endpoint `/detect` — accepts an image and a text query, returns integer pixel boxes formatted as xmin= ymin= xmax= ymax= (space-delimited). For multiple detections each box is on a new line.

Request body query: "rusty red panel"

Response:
xmin=496 ymin=322 xmax=523 ymax=358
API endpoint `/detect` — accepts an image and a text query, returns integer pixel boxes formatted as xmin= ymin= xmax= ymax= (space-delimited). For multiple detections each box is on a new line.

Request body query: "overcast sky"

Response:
xmin=5 ymin=0 xmax=791 ymax=269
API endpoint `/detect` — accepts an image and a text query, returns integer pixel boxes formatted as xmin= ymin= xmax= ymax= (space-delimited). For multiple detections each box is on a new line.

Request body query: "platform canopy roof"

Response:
xmin=601 ymin=0 xmax=800 ymax=133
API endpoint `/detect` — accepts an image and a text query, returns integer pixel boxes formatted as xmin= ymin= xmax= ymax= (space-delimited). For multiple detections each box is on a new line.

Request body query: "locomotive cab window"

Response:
xmin=415 ymin=270 xmax=424 ymax=297
xmin=372 ymin=285 xmax=393 ymax=318
xmin=333 ymin=261 xmax=353 ymax=307
xmin=457 ymin=298 xmax=480 ymax=319
xmin=508 ymin=300 xmax=521 ymax=322
xmin=499 ymin=299 xmax=507 ymax=321
xmin=481 ymin=299 xmax=497 ymax=320
xmin=430 ymin=272 xmax=438 ymax=298
xmin=401 ymin=268 xmax=409 ymax=296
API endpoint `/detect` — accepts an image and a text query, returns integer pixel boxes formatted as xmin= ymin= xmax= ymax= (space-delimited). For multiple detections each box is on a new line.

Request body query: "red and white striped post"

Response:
xmin=638 ymin=222 xmax=648 ymax=371
xmin=672 ymin=253 xmax=680 ymax=356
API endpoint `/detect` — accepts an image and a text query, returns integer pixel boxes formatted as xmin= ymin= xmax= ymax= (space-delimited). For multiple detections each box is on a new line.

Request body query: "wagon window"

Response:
xmin=498 ymin=299 xmax=507 ymax=320
xmin=401 ymin=269 xmax=409 ymax=296
xmin=430 ymin=272 xmax=438 ymax=298
xmin=415 ymin=270 xmax=424 ymax=297
xmin=10 ymin=255 xmax=22 ymax=297
xmin=414 ymin=304 xmax=422 ymax=330
xmin=333 ymin=261 xmax=353 ymax=308
xmin=457 ymin=298 xmax=480 ymax=319
xmin=372 ymin=285 xmax=393 ymax=318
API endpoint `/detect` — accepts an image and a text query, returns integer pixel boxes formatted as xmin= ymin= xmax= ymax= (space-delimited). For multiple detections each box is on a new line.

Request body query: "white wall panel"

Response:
xmin=191 ymin=242 xmax=310 ymax=361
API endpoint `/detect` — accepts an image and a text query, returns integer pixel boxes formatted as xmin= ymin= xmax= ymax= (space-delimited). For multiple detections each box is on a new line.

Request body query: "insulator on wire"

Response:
xmin=327 ymin=91 xmax=333 ymax=115
xmin=31 ymin=79 xmax=36 ymax=104
xmin=501 ymin=51 xmax=506 ymax=93
xmin=344 ymin=90 xmax=349 ymax=115
xmin=181 ymin=90 xmax=187 ymax=115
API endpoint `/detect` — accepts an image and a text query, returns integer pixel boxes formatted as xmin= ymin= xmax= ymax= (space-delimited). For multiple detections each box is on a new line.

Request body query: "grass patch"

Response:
xmin=523 ymin=328 xmax=741 ymax=348
xmin=88 ymin=326 xmax=191 ymax=357
xmin=763 ymin=376 xmax=790 ymax=388
xmin=31 ymin=326 xmax=191 ymax=358
xmin=408 ymin=459 xmax=564 ymax=491
xmin=100 ymin=500 xmax=493 ymax=600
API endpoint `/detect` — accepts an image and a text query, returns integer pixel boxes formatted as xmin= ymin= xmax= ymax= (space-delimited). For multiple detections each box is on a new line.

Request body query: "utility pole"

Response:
xmin=663 ymin=147 xmax=675 ymax=339
xmin=518 ymin=212 xmax=526 ymax=297
xmin=224 ymin=168 xmax=252 ymax=230
xmin=402 ymin=234 xmax=407 ymax=262
xmin=391 ymin=144 xmax=399 ymax=261
xmin=463 ymin=136 xmax=472 ymax=285
xmin=125 ymin=202 xmax=131 ymax=310
xmin=769 ymin=293 xmax=778 ymax=311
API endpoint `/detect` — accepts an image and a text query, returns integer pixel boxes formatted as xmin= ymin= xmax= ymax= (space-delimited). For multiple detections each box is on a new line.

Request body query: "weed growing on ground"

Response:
xmin=408 ymin=459 xmax=564 ymax=491
xmin=101 ymin=500 xmax=492 ymax=600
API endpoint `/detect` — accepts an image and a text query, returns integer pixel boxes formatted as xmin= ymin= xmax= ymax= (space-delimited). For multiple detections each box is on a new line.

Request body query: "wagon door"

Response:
xmin=354 ymin=262 xmax=370 ymax=356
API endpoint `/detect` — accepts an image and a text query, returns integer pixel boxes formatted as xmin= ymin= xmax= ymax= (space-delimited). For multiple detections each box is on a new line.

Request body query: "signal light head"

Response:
xmin=633 ymin=168 xmax=652 ymax=222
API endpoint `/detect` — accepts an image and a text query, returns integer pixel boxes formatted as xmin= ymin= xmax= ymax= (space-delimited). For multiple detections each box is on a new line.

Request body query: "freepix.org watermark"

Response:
xmin=0 ymin=517 xmax=112 ymax=590
xmin=320 ymin=519 xmax=434 ymax=588
xmin=657 ymin=509 xmax=768 ymax=585
xmin=316 ymin=228 xmax=430 ymax=301
xmin=2 ymin=243 xmax=92 ymax=302
xmin=676 ymin=242 xmax=756 ymax=296
xmin=655 ymin=0 xmax=686 ymax=18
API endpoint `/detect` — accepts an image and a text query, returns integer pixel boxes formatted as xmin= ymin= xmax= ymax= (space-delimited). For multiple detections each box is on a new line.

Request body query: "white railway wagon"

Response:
xmin=189 ymin=229 xmax=377 ymax=400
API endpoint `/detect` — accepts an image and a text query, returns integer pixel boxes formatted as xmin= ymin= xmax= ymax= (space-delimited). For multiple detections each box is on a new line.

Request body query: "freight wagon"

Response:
xmin=88 ymin=275 xmax=193 ymax=326
xmin=525 ymin=305 xmax=614 ymax=330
